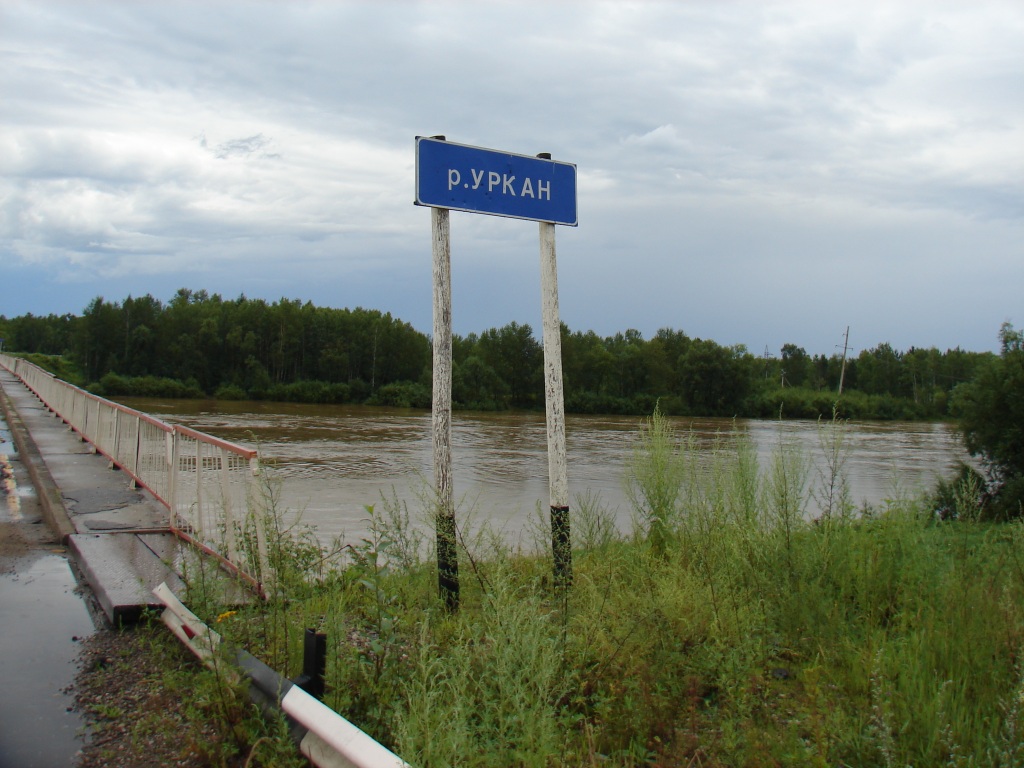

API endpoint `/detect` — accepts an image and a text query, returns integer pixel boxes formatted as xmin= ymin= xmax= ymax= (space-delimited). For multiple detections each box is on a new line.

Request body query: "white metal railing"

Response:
xmin=0 ymin=354 xmax=268 ymax=592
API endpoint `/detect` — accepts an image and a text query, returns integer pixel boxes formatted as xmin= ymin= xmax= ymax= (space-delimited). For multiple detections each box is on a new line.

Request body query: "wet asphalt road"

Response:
xmin=0 ymin=411 xmax=99 ymax=768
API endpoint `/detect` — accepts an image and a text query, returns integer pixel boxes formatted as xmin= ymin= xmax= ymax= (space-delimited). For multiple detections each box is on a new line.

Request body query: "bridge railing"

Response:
xmin=0 ymin=354 xmax=268 ymax=592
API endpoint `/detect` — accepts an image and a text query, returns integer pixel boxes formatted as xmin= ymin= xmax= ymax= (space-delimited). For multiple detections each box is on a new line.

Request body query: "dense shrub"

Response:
xmin=90 ymin=372 xmax=203 ymax=398
xmin=745 ymin=387 xmax=932 ymax=421
xmin=262 ymin=380 xmax=351 ymax=404
xmin=213 ymin=384 xmax=248 ymax=401
xmin=953 ymin=323 xmax=1024 ymax=518
xmin=367 ymin=382 xmax=431 ymax=409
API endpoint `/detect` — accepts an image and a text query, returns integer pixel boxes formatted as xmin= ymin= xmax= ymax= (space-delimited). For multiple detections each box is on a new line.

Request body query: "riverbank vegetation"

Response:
xmin=1 ymin=289 xmax=991 ymax=419
xmin=949 ymin=322 xmax=1024 ymax=520
xmin=173 ymin=414 xmax=1024 ymax=767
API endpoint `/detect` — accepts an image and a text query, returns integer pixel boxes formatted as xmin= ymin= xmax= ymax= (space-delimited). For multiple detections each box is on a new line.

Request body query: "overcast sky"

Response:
xmin=2 ymin=1 xmax=1022 ymax=357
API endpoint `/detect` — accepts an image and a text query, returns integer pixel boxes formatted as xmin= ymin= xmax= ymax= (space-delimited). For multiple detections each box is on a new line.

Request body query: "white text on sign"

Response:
xmin=447 ymin=169 xmax=551 ymax=200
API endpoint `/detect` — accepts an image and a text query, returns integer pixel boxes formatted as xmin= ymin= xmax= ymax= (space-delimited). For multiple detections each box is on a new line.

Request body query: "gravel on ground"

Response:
xmin=73 ymin=625 xmax=227 ymax=768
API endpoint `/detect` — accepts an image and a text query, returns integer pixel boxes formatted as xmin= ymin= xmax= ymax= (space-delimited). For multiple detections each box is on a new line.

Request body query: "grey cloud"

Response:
xmin=211 ymin=133 xmax=277 ymax=160
xmin=1 ymin=1 xmax=1021 ymax=355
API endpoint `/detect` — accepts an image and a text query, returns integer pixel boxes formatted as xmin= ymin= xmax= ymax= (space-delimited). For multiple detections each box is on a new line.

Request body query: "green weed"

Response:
xmin=165 ymin=412 xmax=1024 ymax=767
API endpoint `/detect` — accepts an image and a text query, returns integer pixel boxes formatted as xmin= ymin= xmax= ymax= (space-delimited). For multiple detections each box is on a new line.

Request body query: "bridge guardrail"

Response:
xmin=0 ymin=353 xmax=268 ymax=592
xmin=154 ymin=582 xmax=409 ymax=768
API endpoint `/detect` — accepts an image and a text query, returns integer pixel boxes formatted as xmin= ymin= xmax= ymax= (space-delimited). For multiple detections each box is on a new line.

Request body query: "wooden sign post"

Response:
xmin=416 ymin=137 xmax=578 ymax=603
xmin=431 ymin=204 xmax=459 ymax=609
xmin=539 ymin=216 xmax=571 ymax=587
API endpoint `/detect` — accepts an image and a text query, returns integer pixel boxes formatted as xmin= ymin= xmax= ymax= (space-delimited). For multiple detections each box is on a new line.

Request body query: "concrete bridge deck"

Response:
xmin=0 ymin=367 xmax=190 ymax=623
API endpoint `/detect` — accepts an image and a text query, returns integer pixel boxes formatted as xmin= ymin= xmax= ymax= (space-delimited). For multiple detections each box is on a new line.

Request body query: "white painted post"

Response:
xmin=431 ymin=202 xmax=459 ymax=609
xmin=195 ymin=437 xmax=204 ymax=537
xmin=538 ymin=205 xmax=572 ymax=588
xmin=168 ymin=429 xmax=179 ymax=529
xmin=220 ymin=450 xmax=238 ymax=563
xmin=110 ymin=407 xmax=120 ymax=469
xmin=167 ymin=430 xmax=178 ymax=528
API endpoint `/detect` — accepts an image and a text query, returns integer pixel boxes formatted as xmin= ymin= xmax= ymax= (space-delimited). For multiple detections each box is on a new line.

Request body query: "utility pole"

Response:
xmin=838 ymin=326 xmax=850 ymax=396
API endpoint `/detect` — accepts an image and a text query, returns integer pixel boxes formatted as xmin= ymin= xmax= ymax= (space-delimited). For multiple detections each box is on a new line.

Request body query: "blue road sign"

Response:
xmin=415 ymin=137 xmax=578 ymax=226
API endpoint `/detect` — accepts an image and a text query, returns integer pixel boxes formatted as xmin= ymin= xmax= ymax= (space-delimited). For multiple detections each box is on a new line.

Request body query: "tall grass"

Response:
xmin=185 ymin=412 xmax=1024 ymax=767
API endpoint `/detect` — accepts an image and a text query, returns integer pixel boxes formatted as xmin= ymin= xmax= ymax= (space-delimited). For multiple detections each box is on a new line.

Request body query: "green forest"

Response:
xmin=0 ymin=288 xmax=993 ymax=420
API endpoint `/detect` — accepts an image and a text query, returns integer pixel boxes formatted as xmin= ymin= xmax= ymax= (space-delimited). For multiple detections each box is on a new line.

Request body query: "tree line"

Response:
xmin=0 ymin=289 xmax=993 ymax=419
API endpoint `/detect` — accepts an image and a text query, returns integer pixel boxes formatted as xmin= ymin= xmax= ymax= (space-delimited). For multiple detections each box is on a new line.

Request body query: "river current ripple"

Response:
xmin=120 ymin=399 xmax=970 ymax=549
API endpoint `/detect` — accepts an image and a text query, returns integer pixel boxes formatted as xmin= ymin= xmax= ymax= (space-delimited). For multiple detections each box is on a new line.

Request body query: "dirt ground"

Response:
xmin=73 ymin=625 xmax=231 ymax=768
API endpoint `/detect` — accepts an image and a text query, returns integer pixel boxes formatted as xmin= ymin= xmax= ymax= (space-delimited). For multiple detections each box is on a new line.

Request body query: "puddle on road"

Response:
xmin=1 ymin=421 xmax=25 ymax=520
xmin=0 ymin=554 xmax=98 ymax=767
xmin=1 ymin=454 xmax=23 ymax=521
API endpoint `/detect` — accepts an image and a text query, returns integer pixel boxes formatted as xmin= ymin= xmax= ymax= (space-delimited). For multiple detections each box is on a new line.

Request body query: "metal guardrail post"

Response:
xmin=153 ymin=583 xmax=408 ymax=768
xmin=293 ymin=629 xmax=327 ymax=700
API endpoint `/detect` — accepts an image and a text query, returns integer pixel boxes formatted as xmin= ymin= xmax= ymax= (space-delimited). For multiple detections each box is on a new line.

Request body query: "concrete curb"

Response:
xmin=0 ymin=375 xmax=76 ymax=543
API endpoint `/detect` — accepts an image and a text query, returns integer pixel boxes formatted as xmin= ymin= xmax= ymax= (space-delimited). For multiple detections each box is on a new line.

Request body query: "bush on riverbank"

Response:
xmin=91 ymin=372 xmax=205 ymax=399
xmin=952 ymin=323 xmax=1024 ymax=520
xmin=181 ymin=414 xmax=1024 ymax=767
xmin=744 ymin=386 xmax=934 ymax=421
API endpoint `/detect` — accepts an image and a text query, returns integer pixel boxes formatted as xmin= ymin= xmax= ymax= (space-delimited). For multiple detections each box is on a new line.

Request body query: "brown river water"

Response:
xmin=118 ymin=399 xmax=971 ymax=550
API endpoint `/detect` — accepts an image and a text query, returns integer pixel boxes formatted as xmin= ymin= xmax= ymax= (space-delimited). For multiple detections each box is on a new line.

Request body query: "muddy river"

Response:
xmin=117 ymin=399 xmax=971 ymax=550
